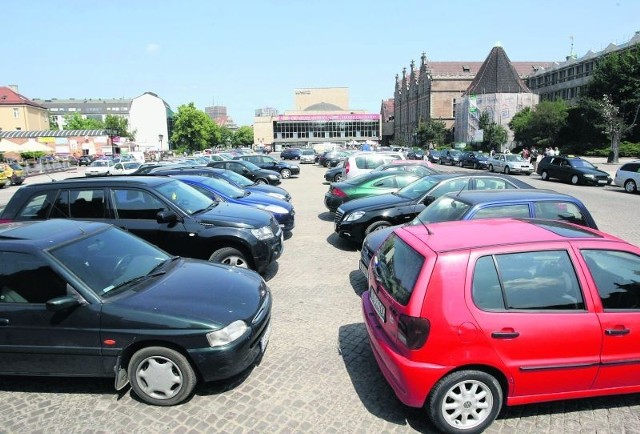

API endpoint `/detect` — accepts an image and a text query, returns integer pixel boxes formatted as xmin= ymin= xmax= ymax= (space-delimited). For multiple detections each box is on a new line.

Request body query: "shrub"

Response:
xmin=583 ymin=142 xmax=640 ymax=158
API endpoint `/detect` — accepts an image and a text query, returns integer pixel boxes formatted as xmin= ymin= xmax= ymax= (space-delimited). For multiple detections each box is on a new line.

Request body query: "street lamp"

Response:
xmin=158 ymin=134 xmax=164 ymax=150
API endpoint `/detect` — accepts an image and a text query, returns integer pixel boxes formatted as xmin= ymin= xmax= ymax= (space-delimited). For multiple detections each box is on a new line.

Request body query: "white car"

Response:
xmin=341 ymin=151 xmax=406 ymax=180
xmin=487 ymin=153 xmax=533 ymax=175
xmin=111 ymin=161 xmax=142 ymax=175
xmin=614 ymin=160 xmax=640 ymax=193
xmin=85 ymin=160 xmax=115 ymax=176
xmin=299 ymin=148 xmax=316 ymax=164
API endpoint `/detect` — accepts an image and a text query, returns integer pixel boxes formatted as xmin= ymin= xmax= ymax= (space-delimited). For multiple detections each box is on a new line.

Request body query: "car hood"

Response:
xmin=238 ymin=192 xmax=292 ymax=210
xmin=198 ymin=202 xmax=272 ymax=228
xmin=257 ymin=168 xmax=281 ymax=177
xmin=575 ymin=167 xmax=610 ymax=176
xmin=338 ymin=192 xmax=409 ymax=214
xmin=104 ymin=259 xmax=267 ymax=328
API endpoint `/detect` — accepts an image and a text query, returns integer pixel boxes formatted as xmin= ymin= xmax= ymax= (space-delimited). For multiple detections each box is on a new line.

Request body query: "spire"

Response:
xmin=466 ymin=45 xmax=531 ymax=95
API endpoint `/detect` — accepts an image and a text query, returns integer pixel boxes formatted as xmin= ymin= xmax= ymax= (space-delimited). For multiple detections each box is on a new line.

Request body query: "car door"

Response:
xmin=469 ymin=247 xmax=601 ymax=397
xmin=227 ymin=161 xmax=256 ymax=180
xmin=578 ymin=247 xmax=640 ymax=389
xmin=0 ymin=251 xmax=103 ymax=375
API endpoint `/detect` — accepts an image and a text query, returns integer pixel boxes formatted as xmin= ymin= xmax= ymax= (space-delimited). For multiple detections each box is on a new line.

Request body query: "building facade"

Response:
xmin=205 ymin=105 xmax=238 ymax=130
xmin=253 ymin=87 xmax=380 ymax=149
xmin=0 ymin=86 xmax=50 ymax=131
xmin=0 ymin=129 xmax=111 ymax=156
xmin=32 ymin=97 xmax=130 ymax=129
xmin=127 ymin=92 xmax=174 ymax=152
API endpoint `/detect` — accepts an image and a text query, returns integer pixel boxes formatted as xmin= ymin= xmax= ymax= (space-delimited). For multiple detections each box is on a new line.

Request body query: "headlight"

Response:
xmin=251 ymin=225 xmax=276 ymax=240
xmin=256 ymin=204 xmax=288 ymax=214
xmin=267 ymin=174 xmax=280 ymax=180
xmin=344 ymin=211 xmax=365 ymax=222
xmin=206 ymin=320 xmax=248 ymax=347
xmin=583 ymin=174 xmax=595 ymax=179
xmin=266 ymin=192 xmax=287 ymax=201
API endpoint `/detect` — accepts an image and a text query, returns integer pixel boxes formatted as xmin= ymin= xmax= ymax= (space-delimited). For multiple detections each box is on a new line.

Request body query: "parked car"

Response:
xmin=173 ymin=175 xmax=295 ymax=231
xmin=207 ymin=160 xmax=282 ymax=185
xmin=0 ymin=165 xmax=10 ymax=188
xmin=439 ymin=149 xmax=464 ymax=165
xmin=341 ymin=151 xmax=405 ymax=180
xmin=371 ymin=160 xmax=438 ymax=177
xmin=362 ymin=217 xmax=640 ymax=433
xmin=0 ymin=176 xmax=284 ymax=273
xmin=299 ymin=148 xmax=316 ymax=164
xmin=324 ymin=162 xmax=345 ymax=183
xmin=233 ymin=154 xmax=300 ymax=179
xmin=280 ymin=148 xmax=302 ymax=160
xmin=324 ymin=171 xmax=421 ymax=212
xmin=130 ymin=161 xmax=175 ymax=174
xmin=0 ymin=219 xmax=271 ymax=406
xmin=537 ymin=155 xmax=613 ymax=186
xmin=406 ymin=148 xmax=425 ymax=160
xmin=318 ymin=150 xmax=350 ymax=168
xmin=488 ymin=153 xmax=534 ymax=175
xmin=459 ymin=151 xmax=490 ymax=169
xmin=111 ymin=161 xmax=142 ymax=175
xmin=2 ymin=162 xmax=25 ymax=185
xmin=359 ymin=189 xmax=598 ymax=275
xmin=85 ymin=160 xmax=115 ymax=176
xmin=334 ymin=173 xmax=533 ymax=244
xmin=146 ymin=166 xmax=291 ymax=202
xmin=614 ymin=160 xmax=640 ymax=193
xmin=426 ymin=149 xmax=441 ymax=164
xmin=78 ymin=156 xmax=94 ymax=166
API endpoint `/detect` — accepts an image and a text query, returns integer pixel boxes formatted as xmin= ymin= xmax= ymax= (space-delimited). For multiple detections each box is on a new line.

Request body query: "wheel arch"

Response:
xmin=118 ymin=339 xmax=203 ymax=383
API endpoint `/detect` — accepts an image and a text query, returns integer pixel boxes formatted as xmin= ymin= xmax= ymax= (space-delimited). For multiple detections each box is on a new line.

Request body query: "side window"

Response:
xmin=355 ymin=156 xmax=367 ymax=169
xmin=113 ymin=189 xmax=168 ymax=219
xmin=471 ymin=204 xmax=531 ymax=219
xmin=0 ymin=252 xmax=67 ymax=303
xmin=372 ymin=177 xmax=396 ymax=188
xmin=69 ymin=189 xmax=106 ymax=219
xmin=17 ymin=192 xmax=58 ymax=220
xmin=551 ymin=158 xmax=563 ymax=167
xmin=472 ymin=256 xmax=504 ymax=310
xmin=395 ymin=175 xmax=419 ymax=188
xmin=475 ymin=178 xmax=518 ymax=190
xmin=366 ymin=156 xmax=385 ymax=169
xmin=430 ymin=178 xmax=470 ymax=197
xmin=534 ymin=201 xmax=587 ymax=226
xmin=496 ymin=250 xmax=584 ymax=310
xmin=581 ymin=250 xmax=640 ymax=310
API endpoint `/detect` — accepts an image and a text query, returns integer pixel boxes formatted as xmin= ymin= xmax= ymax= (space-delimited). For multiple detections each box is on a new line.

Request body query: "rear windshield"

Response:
xmin=372 ymin=233 xmax=424 ymax=305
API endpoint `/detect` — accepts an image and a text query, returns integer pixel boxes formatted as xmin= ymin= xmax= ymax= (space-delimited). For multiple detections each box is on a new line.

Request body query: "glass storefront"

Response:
xmin=273 ymin=115 xmax=380 ymax=145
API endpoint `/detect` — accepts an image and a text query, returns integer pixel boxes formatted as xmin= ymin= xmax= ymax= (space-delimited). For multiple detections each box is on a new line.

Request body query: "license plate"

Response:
xmin=369 ymin=290 xmax=386 ymax=322
xmin=260 ymin=322 xmax=272 ymax=353
xmin=598 ymin=180 xmax=607 ymax=184
xmin=359 ymin=260 xmax=368 ymax=277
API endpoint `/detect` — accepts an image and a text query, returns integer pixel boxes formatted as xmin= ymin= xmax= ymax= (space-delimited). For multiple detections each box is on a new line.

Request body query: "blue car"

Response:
xmin=173 ymin=175 xmax=295 ymax=231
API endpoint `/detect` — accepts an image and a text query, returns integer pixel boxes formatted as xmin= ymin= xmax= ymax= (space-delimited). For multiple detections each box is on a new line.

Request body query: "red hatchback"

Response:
xmin=362 ymin=218 xmax=640 ymax=434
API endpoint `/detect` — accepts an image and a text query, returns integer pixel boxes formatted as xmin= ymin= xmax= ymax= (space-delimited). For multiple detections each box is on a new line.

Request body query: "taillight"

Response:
xmin=0 ymin=219 xmax=13 ymax=224
xmin=331 ymin=187 xmax=347 ymax=198
xmin=345 ymin=160 xmax=351 ymax=174
xmin=397 ymin=314 xmax=430 ymax=349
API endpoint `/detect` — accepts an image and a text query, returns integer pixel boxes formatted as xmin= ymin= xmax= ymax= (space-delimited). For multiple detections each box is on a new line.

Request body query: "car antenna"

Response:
xmin=455 ymin=184 xmax=467 ymax=197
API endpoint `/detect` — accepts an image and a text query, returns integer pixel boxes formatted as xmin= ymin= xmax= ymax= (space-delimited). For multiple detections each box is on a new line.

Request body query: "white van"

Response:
xmin=341 ymin=151 xmax=406 ymax=180
xmin=129 ymin=152 xmax=146 ymax=164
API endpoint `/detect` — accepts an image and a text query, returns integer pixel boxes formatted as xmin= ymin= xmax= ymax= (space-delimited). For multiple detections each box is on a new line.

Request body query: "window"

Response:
xmin=534 ymin=201 xmax=586 ymax=226
xmin=66 ymin=189 xmax=106 ymax=219
xmin=0 ymin=252 xmax=67 ymax=303
xmin=17 ymin=192 xmax=58 ymax=220
xmin=13 ymin=108 xmax=20 ymax=118
xmin=471 ymin=204 xmax=530 ymax=219
xmin=474 ymin=178 xmax=518 ymax=190
xmin=113 ymin=189 xmax=167 ymax=219
xmin=373 ymin=234 xmax=424 ymax=306
xmin=372 ymin=177 xmax=397 ymax=189
xmin=581 ymin=250 xmax=640 ymax=310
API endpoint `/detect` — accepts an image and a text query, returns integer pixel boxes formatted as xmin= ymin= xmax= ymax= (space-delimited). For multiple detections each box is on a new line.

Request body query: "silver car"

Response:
xmin=488 ymin=153 xmax=533 ymax=175
xmin=299 ymin=148 xmax=316 ymax=164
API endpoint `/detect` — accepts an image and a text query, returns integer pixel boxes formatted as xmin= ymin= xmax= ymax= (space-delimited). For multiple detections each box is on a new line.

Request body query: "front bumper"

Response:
xmin=334 ymin=213 xmax=367 ymax=244
xmin=252 ymin=227 xmax=284 ymax=273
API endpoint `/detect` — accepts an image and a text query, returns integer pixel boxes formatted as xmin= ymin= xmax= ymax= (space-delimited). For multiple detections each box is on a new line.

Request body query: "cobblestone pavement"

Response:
xmin=1 ymin=160 xmax=640 ymax=433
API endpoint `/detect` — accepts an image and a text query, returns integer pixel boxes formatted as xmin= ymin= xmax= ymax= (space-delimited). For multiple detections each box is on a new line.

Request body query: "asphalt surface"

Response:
xmin=0 ymin=158 xmax=640 ymax=433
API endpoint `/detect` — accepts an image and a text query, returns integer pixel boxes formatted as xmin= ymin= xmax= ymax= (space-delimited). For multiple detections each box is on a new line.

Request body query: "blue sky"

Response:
xmin=4 ymin=0 xmax=639 ymax=126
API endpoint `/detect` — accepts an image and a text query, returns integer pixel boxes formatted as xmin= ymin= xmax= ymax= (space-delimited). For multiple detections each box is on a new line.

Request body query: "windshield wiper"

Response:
xmin=193 ymin=202 xmax=218 ymax=214
xmin=102 ymin=269 xmax=167 ymax=295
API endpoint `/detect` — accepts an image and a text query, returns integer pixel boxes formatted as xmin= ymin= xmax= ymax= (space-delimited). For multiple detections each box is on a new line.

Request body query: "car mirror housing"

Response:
xmin=423 ymin=195 xmax=436 ymax=205
xmin=46 ymin=295 xmax=80 ymax=312
xmin=157 ymin=210 xmax=178 ymax=224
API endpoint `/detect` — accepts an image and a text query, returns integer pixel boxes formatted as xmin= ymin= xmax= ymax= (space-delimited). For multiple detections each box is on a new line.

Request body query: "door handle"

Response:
xmin=0 ymin=318 xmax=9 ymax=326
xmin=605 ymin=328 xmax=630 ymax=336
xmin=491 ymin=330 xmax=520 ymax=339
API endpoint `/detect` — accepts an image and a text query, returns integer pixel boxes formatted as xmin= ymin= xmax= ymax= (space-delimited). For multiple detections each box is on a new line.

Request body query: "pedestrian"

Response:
xmin=554 ymin=146 xmax=560 ymax=156
xmin=490 ymin=148 xmax=495 ymax=157
xmin=530 ymin=146 xmax=538 ymax=172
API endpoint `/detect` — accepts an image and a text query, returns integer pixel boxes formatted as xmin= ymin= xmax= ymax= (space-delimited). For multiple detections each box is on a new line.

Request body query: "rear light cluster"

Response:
xmin=330 ymin=187 xmax=347 ymax=198
xmin=345 ymin=160 xmax=351 ymax=174
xmin=0 ymin=219 xmax=13 ymax=224
xmin=398 ymin=314 xmax=430 ymax=350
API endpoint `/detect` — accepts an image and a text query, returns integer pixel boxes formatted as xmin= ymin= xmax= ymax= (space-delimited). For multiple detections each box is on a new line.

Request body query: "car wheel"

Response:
xmin=488 ymin=165 xmax=494 ymax=172
xmin=541 ymin=170 xmax=549 ymax=181
xmin=255 ymin=178 xmax=267 ymax=185
xmin=324 ymin=161 xmax=331 ymax=168
xmin=334 ymin=173 xmax=343 ymax=182
xmin=281 ymin=169 xmax=291 ymax=179
xmin=624 ymin=179 xmax=637 ymax=193
xmin=571 ymin=174 xmax=580 ymax=185
xmin=364 ymin=220 xmax=391 ymax=236
xmin=209 ymin=247 xmax=250 ymax=269
xmin=427 ymin=370 xmax=502 ymax=434
xmin=128 ymin=346 xmax=196 ymax=406
xmin=504 ymin=166 xmax=510 ymax=174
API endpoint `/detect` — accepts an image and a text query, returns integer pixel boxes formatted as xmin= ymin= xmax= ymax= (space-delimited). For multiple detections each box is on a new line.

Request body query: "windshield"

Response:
xmin=240 ymin=160 xmax=261 ymax=171
xmin=301 ymin=149 xmax=314 ymax=155
xmin=220 ymin=170 xmax=252 ymax=187
xmin=193 ymin=176 xmax=245 ymax=199
xmin=154 ymin=179 xmax=214 ymax=215
xmin=91 ymin=161 xmax=108 ymax=167
xmin=50 ymin=226 xmax=170 ymax=297
xmin=396 ymin=176 xmax=440 ymax=200
xmin=410 ymin=195 xmax=472 ymax=225
xmin=506 ymin=154 xmax=525 ymax=162
xmin=570 ymin=159 xmax=596 ymax=169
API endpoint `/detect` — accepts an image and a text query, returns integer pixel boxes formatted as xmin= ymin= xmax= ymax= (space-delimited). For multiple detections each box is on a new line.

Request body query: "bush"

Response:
xmin=582 ymin=141 xmax=640 ymax=158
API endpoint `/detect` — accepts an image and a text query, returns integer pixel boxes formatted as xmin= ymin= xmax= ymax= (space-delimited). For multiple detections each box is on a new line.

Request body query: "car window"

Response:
xmin=373 ymin=233 xmax=424 ymax=306
xmin=64 ymin=189 xmax=107 ymax=219
xmin=395 ymin=174 xmax=420 ymax=187
xmin=472 ymin=250 xmax=584 ymax=311
xmin=371 ymin=176 xmax=397 ymax=188
xmin=412 ymin=196 xmax=471 ymax=223
xmin=17 ymin=192 xmax=58 ymax=219
xmin=471 ymin=204 xmax=530 ymax=219
xmin=581 ymin=250 xmax=640 ymax=310
xmin=430 ymin=178 xmax=470 ymax=197
xmin=113 ymin=189 xmax=168 ymax=219
xmin=534 ymin=201 xmax=587 ymax=226
xmin=474 ymin=178 xmax=518 ymax=190
xmin=0 ymin=252 xmax=67 ymax=303
xmin=551 ymin=158 xmax=564 ymax=167
xmin=366 ymin=155 xmax=386 ymax=169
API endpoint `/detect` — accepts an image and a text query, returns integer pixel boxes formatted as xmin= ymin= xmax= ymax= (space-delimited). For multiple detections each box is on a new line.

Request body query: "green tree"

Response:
xmin=218 ymin=127 xmax=234 ymax=148
xmin=509 ymin=107 xmax=535 ymax=147
xmin=104 ymin=115 xmax=135 ymax=141
xmin=584 ymin=45 xmax=640 ymax=162
xmin=509 ymin=101 xmax=568 ymax=148
xmin=63 ymin=112 xmax=103 ymax=130
xmin=479 ymin=112 xmax=508 ymax=150
xmin=416 ymin=118 xmax=447 ymax=147
xmin=170 ymin=103 xmax=216 ymax=152
xmin=233 ymin=126 xmax=254 ymax=147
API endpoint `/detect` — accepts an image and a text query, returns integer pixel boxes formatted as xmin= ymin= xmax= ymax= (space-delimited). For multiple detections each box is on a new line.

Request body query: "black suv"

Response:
xmin=0 ymin=176 xmax=284 ymax=273
xmin=537 ymin=155 xmax=612 ymax=186
xmin=78 ymin=156 xmax=94 ymax=166
xmin=233 ymin=154 xmax=300 ymax=179
xmin=207 ymin=160 xmax=282 ymax=185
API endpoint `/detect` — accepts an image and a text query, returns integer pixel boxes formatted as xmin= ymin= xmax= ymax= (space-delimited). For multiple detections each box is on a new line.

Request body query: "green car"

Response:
xmin=324 ymin=170 xmax=421 ymax=212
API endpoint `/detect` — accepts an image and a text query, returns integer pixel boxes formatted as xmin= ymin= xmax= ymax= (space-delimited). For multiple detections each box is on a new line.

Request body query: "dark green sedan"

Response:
xmin=324 ymin=170 xmax=421 ymax=212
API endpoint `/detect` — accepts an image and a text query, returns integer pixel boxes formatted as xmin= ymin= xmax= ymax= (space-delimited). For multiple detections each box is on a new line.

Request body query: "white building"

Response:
xmin=128 ymin=92 xmax=173 ymax=151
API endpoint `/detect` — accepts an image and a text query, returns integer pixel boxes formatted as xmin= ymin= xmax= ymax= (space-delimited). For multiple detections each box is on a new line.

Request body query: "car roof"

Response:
xmin=422 ymin=172 xmax=533 ymax=187
xmin=399 ymin=218 xmax=620 ymax=254
xmin=443 ymin=189 xmax=581 ymax=205
xmin=22 ymin=175 xmax=175 ymax=189
xmin=0 ymin=220 xmax=110 ymax=249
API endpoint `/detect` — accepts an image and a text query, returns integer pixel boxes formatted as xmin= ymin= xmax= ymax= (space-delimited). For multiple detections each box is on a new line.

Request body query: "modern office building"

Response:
xmin=253 ymin=87 xmax=380 ymax=149
xmin=0 ymin=86 xmax=50 ymax=131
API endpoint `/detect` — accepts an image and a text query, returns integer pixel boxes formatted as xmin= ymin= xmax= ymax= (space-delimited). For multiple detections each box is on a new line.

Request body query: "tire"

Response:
xmin=324 ymin=161 xmax=331 ymax=168
xmin=624 ymin=179 xmax=637 ymax=193
xmin=255 ymin=178 xmax=268 ymax=185
xmin=128 ymin=346 xmax=196 ymax=406
xmin=209 ymin=247 xmax=250 ymax=269
xmin=504 ymin=166 xmax=510 ymax=175
xmin=334 ymin=173 xmax=343 ymax=182
xmin=280 ymin=169 xmax=291 ymax=179
xmin=541 ymin=170 xmax=549 ymax=181
xmin=427 ymin=370 xmax=503 ymax=434
xmin=364 ymin=220 xmax=391 ymax=236
xmin=488 ymin=165 xmax=494 ymax=173
xmin=571 ymin=174 xmax=580 ymax=185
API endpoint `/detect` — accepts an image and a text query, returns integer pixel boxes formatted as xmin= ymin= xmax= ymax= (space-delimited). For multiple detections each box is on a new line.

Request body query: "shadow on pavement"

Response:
xmin=326 ymin=233 xmax=358 ymax=252
xmin=0 ymin=376 xmax=113 ymax=397
xmin=317 ymin=211 xmax=333 ymax=222
xmin=349 ymin=269 xmax=367 ymax=297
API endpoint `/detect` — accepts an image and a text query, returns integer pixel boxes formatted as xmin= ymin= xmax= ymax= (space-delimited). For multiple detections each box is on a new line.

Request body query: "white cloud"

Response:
xmin=146 ymin=43 xmax=160 ymax=54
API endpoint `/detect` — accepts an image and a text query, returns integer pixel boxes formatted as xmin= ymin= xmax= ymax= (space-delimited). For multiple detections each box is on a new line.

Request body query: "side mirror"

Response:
xmin=46 ymin=295 xmax=80 ymax=312
xmin=157 ymin=210 xmax=178 ymax=224
xmin=423 ymin=195 xmax=436 ymax=205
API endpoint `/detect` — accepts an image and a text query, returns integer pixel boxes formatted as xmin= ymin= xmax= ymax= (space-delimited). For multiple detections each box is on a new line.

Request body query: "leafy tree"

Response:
xmin=479 ymin=112 xmax=508 ymax=150
xmin=584 ymin=45 xmax=640 ymax=162
xmin=63 ymin=112 xmax=103 ymax=130
xmin=416 ymin=118 xmax=447 ymax=147
xmin=49 ymin=116 xmax=59 ymax=130
xmin=104 ymin=115 xmax=135 ymax=141
xmin=233 ymin=126 xmax=254 ymax=147
xmin=509 ymin=101 xmax=568 ymax=148
xmin=170 ymin=103 xmax=216 ymax=152
xmin=509 ymin=107 xmax=535 ymax=147
xmin=218 ymin=127 xmax=234 ymax=148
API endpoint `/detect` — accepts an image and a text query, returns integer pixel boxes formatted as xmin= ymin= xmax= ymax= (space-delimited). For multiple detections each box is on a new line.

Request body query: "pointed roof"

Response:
xmin=466 ymin=45 xmax=531 ymax=95
xmin=0 ymin=86 xmax=46 ymax=109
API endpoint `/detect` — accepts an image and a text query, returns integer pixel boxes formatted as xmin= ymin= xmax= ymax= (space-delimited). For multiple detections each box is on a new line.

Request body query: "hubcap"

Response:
xmin=626 ymin=181 xmax=635 ymax=192
xmin=136 ymin=356 xmax=183 ymax=400
xmin=222 ymin=255 xmax=248 ymax=268
xmin=441 ymin=379 xmax=493 ymax=430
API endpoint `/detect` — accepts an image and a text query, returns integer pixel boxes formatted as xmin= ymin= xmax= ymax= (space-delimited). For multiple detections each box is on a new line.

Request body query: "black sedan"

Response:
xmin=406 ymin=149 xmax=425 ymax=160
xmin=207 ymin=160 xmax=282 ymax=185
xmin=78 ymin=156 xmax=93 ymax=166
xmin=334 ymin=173 xmax=533 ymax=244
xmin=233 ymin=154 xmax=300 ymax=179
xmin=459 ymin=151 xmax=490 ymax=169
xmin=0 ymin=219 xmax=271 ymax=406
xmin=280 ymin=148 xmax=302 ymax=160
xmin=318 ymin=150 xmax=349 ymax=168
xmin=537 ymin=155 xmax=613 ymax=186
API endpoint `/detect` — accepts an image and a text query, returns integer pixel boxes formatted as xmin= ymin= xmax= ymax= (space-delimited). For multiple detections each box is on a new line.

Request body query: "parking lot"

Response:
xmin=1 ymin=159 xmax=640 ymax=433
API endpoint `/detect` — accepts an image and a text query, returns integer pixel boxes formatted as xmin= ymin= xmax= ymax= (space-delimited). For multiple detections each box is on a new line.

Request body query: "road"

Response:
xmin=0 ymin=159 xmax=639 ymax=433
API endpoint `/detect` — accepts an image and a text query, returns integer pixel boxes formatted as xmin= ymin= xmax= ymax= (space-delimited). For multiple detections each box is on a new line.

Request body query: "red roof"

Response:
xmin=0 ymin=87 xmax=46 ymax=109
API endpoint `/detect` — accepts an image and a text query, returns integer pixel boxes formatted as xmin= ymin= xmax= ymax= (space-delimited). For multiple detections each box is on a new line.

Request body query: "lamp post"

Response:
xmin=158 ymin=134 xmax=164 ymax=150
